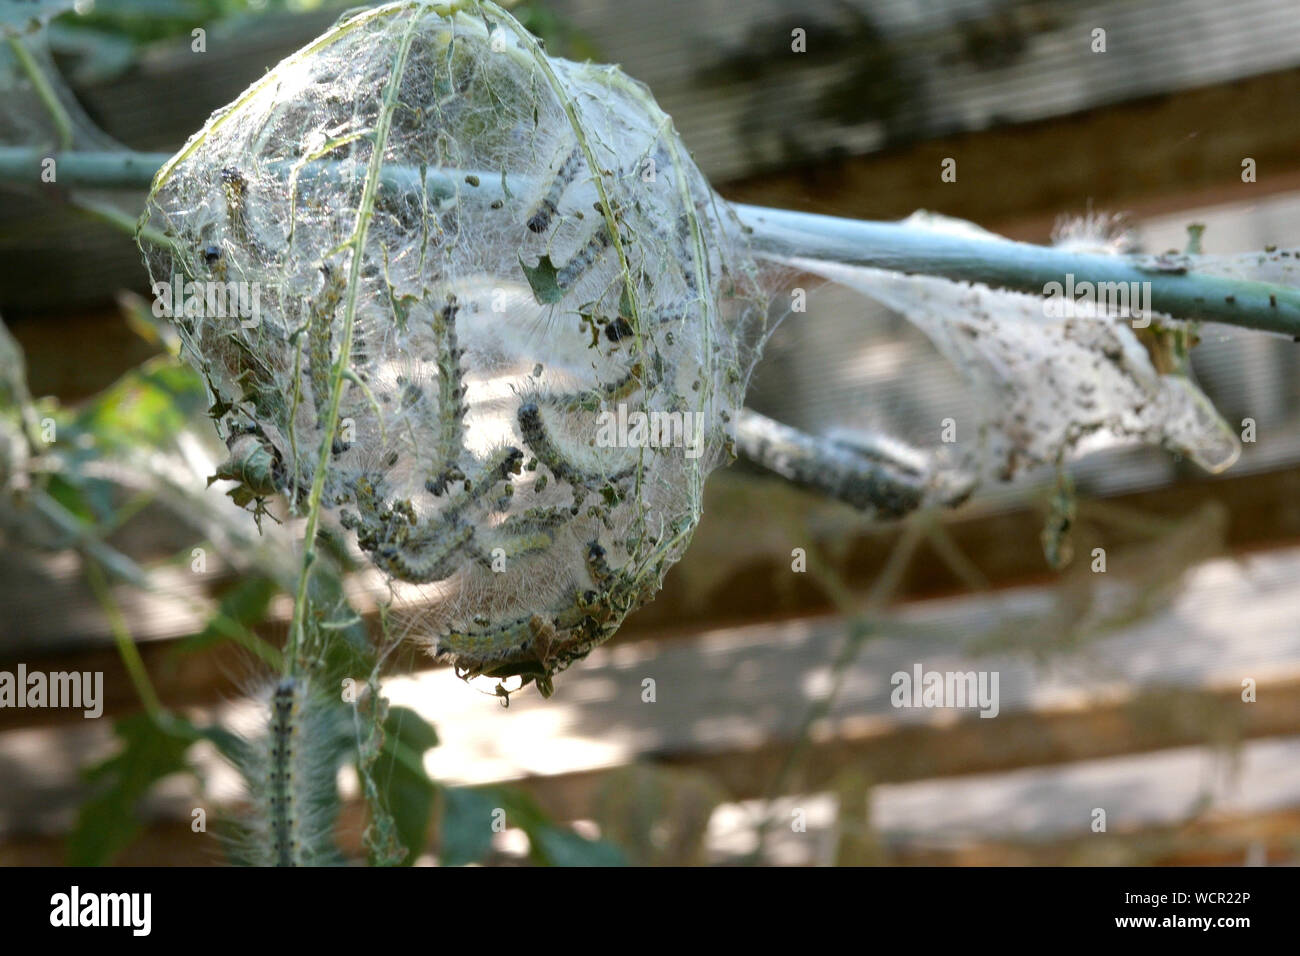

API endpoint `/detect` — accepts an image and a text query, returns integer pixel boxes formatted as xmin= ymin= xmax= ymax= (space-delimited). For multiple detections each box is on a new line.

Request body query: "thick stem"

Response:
xmin=4 ymin=142 xmax=1300 ymax=337
xmin=734 ymin=203 xmax=1300 ymax=335
xmin=0 ymin=147 xmax=170 ymax=188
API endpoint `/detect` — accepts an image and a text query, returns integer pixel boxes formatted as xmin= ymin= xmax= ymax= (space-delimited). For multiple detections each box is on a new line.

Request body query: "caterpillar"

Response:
xmin=435 ymin=444 xmax=523 ymax=511
xmin=370 ymin=517 xmax=474 ymax=584
xmin=517 ymin=400 xmax=637 ymax=489
xmin=553 ymin=361 xmax=648 ymax=413
xmin=307 ymin=265 xmax=344 ymax=429
xmin=525 ymin=145 xmax=583 ymax=234
xmin=266 ymin=677 xmax=304 ymax=867
xmin=556 ymin=222 xmax=612 ymax=291
xmin=428 ymin=294 xmax=468 ymax=494
xmin=345 ymin=445 xmax=525 ymax=583
xmin=220 ymin=166 xmax=249 ymax=244
xmin=469 ymin=505 xmax=571 ymax=568
xmin=219 ymin=674 xmax=347 ymax=867
xmin=439 ymin=613 xmax=547 ymax=665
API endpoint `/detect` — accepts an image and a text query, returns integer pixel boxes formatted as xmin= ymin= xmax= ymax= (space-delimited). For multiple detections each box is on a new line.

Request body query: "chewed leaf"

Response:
xmin=519 ymin=253 xmax=565 ymax=305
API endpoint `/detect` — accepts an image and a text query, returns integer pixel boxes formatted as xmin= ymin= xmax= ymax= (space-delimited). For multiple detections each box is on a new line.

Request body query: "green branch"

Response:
xmin=7 ymin=35 xmax=72 ymax=150
xmin=3 ymin=144 xmax=1299 ymax=337
xmin=0 ymin=147 xmax=170 ymax=188
xmin=733 ymin=204 xmax=1300 ymax=335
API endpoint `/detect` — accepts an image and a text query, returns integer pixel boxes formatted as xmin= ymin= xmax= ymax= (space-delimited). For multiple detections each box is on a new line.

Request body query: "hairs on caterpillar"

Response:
xmin=220 ymin=674 xmax=352 ymax=867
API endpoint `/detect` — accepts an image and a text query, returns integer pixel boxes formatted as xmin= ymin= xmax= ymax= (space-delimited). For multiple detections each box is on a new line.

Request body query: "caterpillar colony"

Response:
xmin=139 ymin=1 xmax=1241 ymax=698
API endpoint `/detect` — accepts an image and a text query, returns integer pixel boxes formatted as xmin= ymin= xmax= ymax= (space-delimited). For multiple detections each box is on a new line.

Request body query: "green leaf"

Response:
xmin=369 ymin=706 xmax=438 ymax=866
xmin=68 ymin=714 xmax=197 ymax=865
xmin=529 ymin=825 xmax=628 ymax=867
xmin=44 ymin=471 xmax=97 ymax=524
xmin=494 ymin=785 xmax=628 ymax=867
xmin=439 ymin=786 xmax=498 ymax=867
xmin=519 ymin=254 xmax=565 ymax=305
xmin=618 ymin=280 xmax=635 ymax=322
xmin=172 ymin=574 xmax=278 ymax=655
xmin=73 ymin=357 xmax=205 ymax=454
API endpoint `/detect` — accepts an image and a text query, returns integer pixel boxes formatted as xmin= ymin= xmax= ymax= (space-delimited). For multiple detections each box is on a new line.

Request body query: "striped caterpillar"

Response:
xmin=266 ymin=678 xmax=304 ymax=867
xmin=225 ymin=676 xmax=346 ymax=867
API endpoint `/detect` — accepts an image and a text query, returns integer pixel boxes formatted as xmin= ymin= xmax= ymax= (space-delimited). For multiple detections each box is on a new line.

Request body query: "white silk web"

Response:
xmin=139 ymin=1 xmax=770 ymax=693
xmin=138 ymin=1 xmax=1257 ymax=694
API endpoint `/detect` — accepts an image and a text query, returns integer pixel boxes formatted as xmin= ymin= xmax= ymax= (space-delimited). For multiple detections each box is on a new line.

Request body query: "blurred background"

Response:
xmin=2 ymin=0 xmax=1300 ymax=865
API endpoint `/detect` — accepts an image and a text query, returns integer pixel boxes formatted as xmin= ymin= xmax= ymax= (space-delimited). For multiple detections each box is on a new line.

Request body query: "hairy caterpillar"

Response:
xmin=267 ymin=678 xmax=304 ymax=867
xmin=428 ymin=294 xmax=467 ymax=494
xmin=224 ymin=676 xmax=346 ymax=867
xmin=525 ymin=146 xmax=583 ymax=235
xmin=555 ymin=222 xmax=613 ymax=291
xmin=517 ymin=401 xmax=637 ymax=490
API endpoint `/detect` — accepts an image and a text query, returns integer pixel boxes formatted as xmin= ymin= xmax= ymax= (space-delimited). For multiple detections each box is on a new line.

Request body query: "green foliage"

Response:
xmin=437 ymin=786 xmax=497 ymax=867
xmin=39 ymin=355 xmax=205 ymax=526
xmin=68 ymin=714 xmax=197 ymax=865
xmin=528 ymin=822 xmax=627 ymax=867
xmin=55 ymin=0 xmax=319 ymax=45
xmin=440 ymin=784 xmax=628 ymax=867
xmin=510 ymin=0 xmax=602 ymax=62
xmin=72 ymin=358 xmax=206 ymax=452
xmin=171 ymin=574 xmax=279 ymax=655
xmin=360 ymin=704 xmax=439 ymax=866
xmin=519 ymin=253 xmax=565 ymax=305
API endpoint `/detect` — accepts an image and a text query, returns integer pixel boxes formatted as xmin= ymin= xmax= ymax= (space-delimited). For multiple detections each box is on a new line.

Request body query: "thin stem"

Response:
xmin=65 ymin=193 xmax=177 ymax=250
xmin=34 ymin=489 xmax=150 ymax=589
xmin=750 ymin=517 xmax=926 ymax=860
xmin=282 ymin=12 xmax=420 ymax=674
xmin=6 ymin=35 xmax=72 ymax=150
xmin=85 ymin=558 xmax=165 ymax=721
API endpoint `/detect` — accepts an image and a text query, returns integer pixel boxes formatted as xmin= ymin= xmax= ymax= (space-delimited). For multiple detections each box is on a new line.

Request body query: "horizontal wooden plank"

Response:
xmin=7 ymin=730 xmax=1300 ymax=866
xmin=5 ymin=542 xmax=1299 ymax=846
xmin=721 ymin=67 xmax=1300 ymax=236
xmin=5 ymin=456 xmax=1300 ymax=734
xmin=709 ymin=734 xmax=1300 ymax=865
xmin=883 ymin=807 xmax=1300 ymax=866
